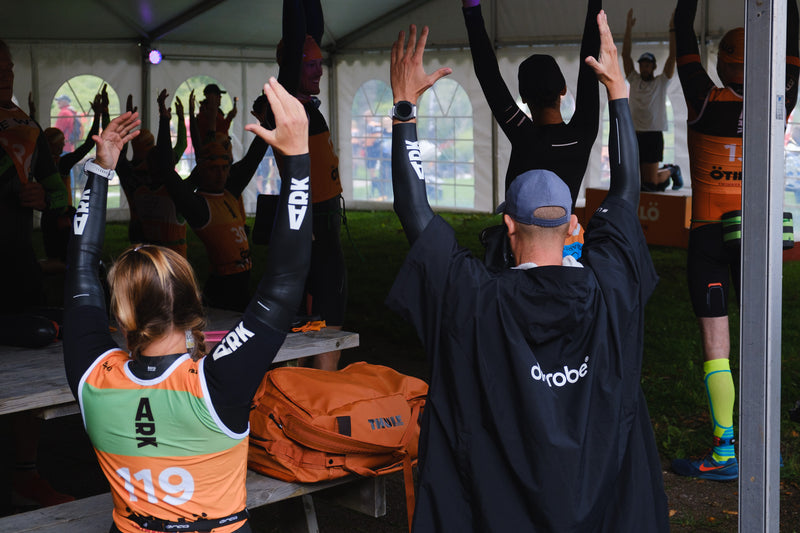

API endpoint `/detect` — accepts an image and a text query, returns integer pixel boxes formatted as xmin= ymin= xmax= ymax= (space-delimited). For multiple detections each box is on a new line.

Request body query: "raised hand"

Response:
xmin=157 ymin=88 xmax=170 ymax=118
xmin=100 ymin=84 xmax=109 ymax=113
xmin=244 ymin=78 xmax=308 ymax=156
xmin=90 ymin=92 xmax=102 ymax=114
xmin=585 ymin=10 xmax=626 ymax=100
xmin=626 ymin=8 xmax=636 ymax=29
xmin=189 ymin=90 xmax=196 ymax=117
xmin=126 ymin=94 xmax=138 ymax=114
xmin=27 ymin=91 xmax=36 ymax=121
xmin=175 ymin=96 xmax=184 ymax=118
xmin=93 ymin=112 xmax=141 ymax=170
xmin=390 ymin=25 xmax=452 ymax=105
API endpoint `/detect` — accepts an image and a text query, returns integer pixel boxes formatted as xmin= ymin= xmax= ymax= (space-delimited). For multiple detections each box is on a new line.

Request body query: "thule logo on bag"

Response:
xmin=368 ymin=415 xmax=404 ymax=430
xmin=530 ymin=356 xmax=590 ymax=388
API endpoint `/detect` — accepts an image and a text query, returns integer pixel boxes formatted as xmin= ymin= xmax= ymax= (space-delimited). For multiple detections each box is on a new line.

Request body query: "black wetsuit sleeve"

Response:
xmin=62 ymin=173 xmax=117 ymax=396
xmin=204 ymin=154 xmax=312 ymax=432
xmin=226 ymin=137 xmax=269 ymax=198
xmin=278 ymin=0 xmax=306 ymax=95
xmin=392 ymin=122 xmax=435 ymax=245
xmin=59 ymin=113 xmax=99 ymax=173
xmin=161 ymin=165 xmax=209 ymax=228
xmin=569 ymin=0 xmax=602 ymax=132
xmin=462 ymin=4 xmax=530 ymax=144
xmin=304 ymin=0 xmax=324 ymax=46
xmin=605 ymin=99 xmax=639 ymax=209
xmin=786 ymin=0 xmax=800 ymax=113
xmin=675 ymin=0 xmax=715 ymax=116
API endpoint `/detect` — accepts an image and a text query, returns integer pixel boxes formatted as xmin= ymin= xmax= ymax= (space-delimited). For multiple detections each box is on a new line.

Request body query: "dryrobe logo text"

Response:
xmin=530 ymin=356 xmax=590 ymax=388
xmin=73 ymin=188 xmax=91 ymax=235
xmin=288 ymin=177 xmax=310 ymax=230
xmin=212 ymin=322 xmax=255 ymax=360
xmin=405 ymin=140 xmax=425 ymax=180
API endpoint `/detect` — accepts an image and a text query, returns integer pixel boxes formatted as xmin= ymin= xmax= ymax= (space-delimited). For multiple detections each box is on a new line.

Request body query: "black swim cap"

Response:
xmin=518 ymin=55 xmax=566 ymax=109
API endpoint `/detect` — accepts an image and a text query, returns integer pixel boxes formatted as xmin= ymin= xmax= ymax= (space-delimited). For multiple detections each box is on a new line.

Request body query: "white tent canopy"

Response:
xmin=2 ymin=0 xmax=751 ymax=216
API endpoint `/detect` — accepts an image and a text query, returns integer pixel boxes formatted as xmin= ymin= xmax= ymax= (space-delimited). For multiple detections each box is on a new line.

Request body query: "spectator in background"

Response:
xmin=622 ymin=8 xmax=678 ymax=191
xmin=196 ymin=83 xmax=237 ymax=146
xmin=54 ymin=94 xmax=80 ymax=152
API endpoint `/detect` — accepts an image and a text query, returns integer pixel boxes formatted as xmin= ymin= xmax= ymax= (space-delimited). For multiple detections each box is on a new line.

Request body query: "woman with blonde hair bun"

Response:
xmin=62 ymin=77 xmax=311 ymax=533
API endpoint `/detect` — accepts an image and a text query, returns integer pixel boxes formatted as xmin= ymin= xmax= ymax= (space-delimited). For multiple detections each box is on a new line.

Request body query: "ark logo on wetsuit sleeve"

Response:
xmin=212 ymin=321 xmax=255 ymax=360
xmin=530 ymin=356 xmax=590 ymax=388
xmin=73 ymin=188 xmax=92 ymax=235
xmin=404 ymin=140 xmax=425 ymax=181
xmin=288 ymin=177 xmax=310 ymax=230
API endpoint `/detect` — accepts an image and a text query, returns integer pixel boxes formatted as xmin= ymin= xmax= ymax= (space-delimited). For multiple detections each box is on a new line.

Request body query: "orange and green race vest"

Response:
xmin=194 ymin=190 xmax=251 ymax=276
xmin=79 ymin=349 xmax=248 ymax=533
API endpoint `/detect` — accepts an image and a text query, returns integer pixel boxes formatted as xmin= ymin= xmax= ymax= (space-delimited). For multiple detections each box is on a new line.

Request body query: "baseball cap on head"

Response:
xmin=203 ymin=83 xmax=226 ymax=96
xmin=496 ymin=169 xmax=572 ymax=227
xmin=637 ymin=52 xmax=656 ymax=63
xmin=718 ymin=27 xmax=744 ymax=64
xmin=56 ymin=94 xmax=71 ymax=103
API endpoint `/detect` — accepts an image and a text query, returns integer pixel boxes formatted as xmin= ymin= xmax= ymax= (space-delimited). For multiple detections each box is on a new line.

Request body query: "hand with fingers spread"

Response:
xmin=94 ymin=112 xmax=141 ymax=170
xmin=90 ymin=92 xmax=103 ymax=114
xmin=245 ymin=78 xmax=308 ymax=156
xmin=175 ymin=96 xmax=184 ymax=119
xmin=390 ymin=25 xmax=452 ymax=106
xmin=585 ymin=10 xmax=626 ymax=101
xmin=157 ymin=89 xmax=170 ymax=118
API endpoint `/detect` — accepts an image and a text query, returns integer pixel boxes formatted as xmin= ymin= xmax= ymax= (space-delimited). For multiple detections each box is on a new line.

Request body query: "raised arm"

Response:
xmin=63 ymin=112 xmax=140 ymax=393
xmin=390 ymin=25 xmax=452 ymax=245
xmin=243 ymin=77 xmax=312 ymax=333
xmin=173 ymin=96 xmax=187 ymax=162
xmin=586 ymin=10 xmax=639 ymax=209
xmin=674 ymin=0 xmax=714 ymax=115
xmin=622 ymin=9 xmax=635 ymax=77
xmin=304 ymin=0 xmax=324 ymax=46
xmin=461 ymin=0 xmax=529 ymax=142
xmin=663 ymin=12 xmax=677 ymax=79
xmin=201 ymin=78 xmax=312 ymax=432
xmin=571 ymin=0 xmax=602 ymax=128
xmin=277 ymin=0 xmax=306 ymax=95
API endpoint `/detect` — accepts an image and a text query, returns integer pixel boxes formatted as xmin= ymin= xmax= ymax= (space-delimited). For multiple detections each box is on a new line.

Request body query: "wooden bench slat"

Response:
xmin=0 ymin=473 xmax=385 ymax=532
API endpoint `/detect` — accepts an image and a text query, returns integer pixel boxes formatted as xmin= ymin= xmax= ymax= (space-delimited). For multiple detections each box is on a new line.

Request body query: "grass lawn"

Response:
xmin=38 ymin=210 xmax=800 ymax=487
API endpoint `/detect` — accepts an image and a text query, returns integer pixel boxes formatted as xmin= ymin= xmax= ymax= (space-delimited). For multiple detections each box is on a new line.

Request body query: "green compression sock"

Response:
xmin=704 ymin=358 xmax=736 ymax=462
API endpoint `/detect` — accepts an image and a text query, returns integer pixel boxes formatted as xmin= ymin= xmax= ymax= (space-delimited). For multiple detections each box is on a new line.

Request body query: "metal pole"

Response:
xmin=740 ymin=1 xmax=785 ymax=531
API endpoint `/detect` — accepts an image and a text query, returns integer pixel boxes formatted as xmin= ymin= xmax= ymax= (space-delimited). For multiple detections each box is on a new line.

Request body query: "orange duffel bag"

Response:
xmin=247 ymin=362 xmax=427 ymax=527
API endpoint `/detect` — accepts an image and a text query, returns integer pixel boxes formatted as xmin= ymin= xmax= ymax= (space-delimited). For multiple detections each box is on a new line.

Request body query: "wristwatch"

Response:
xmin=391 ymin=100 xmax=417 ymax=122
xmin=84 ymin=158 xmax=115 ymax=180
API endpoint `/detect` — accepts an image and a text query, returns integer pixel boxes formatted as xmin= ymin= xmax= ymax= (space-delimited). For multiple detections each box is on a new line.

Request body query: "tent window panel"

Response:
xmin=351 ymin=78 xmax=475 ymax=207
xmin=49 ymin=75 xmax=121 ymax=208
xmin=784 ymin=101 xmax=800 ymax=240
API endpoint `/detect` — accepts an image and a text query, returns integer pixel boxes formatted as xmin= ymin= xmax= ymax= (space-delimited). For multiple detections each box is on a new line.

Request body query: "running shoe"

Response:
xmin=671 ymin=452 xmax=738 ymax=481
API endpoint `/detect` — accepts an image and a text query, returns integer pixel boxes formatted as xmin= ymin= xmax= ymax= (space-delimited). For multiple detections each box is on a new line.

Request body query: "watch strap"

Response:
xmin=84 ymin=158 xmax=114 ymax=180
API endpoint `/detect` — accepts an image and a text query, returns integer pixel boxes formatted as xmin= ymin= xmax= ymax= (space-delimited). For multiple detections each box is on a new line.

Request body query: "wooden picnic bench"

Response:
xmin=0 ymin=470 xmax=386 ymax=532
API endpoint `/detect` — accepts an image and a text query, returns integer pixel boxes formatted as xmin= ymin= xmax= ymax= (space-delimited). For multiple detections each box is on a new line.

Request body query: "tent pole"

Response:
xmin=740 ymin=0 xmax=785 ymax=530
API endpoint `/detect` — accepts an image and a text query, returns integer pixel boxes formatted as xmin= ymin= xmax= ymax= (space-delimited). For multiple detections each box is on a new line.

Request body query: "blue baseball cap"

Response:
xmin=496 ymin=169 xmax=571 ymax=227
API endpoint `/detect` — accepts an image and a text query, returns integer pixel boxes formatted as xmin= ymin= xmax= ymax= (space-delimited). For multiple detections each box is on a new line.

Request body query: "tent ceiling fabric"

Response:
xmin=1 ymin=0 xmax=744 ymax=50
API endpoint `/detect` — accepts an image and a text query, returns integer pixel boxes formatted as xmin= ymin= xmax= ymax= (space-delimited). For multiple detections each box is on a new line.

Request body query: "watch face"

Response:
xmin=394 ymin=101 xmax=415 ymax=121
